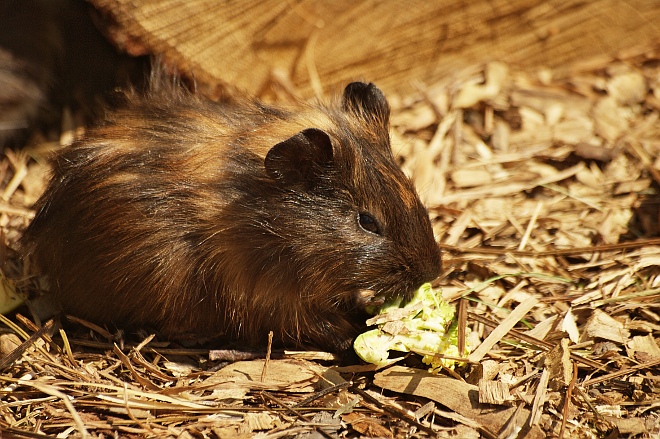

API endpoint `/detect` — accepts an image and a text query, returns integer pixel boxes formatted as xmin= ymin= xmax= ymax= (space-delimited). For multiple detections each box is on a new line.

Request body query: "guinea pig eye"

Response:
xmin=358 ymin=212 xmax=381 ymax=235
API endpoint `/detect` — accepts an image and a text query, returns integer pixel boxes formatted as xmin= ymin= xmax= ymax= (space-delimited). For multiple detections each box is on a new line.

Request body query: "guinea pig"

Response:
xmin=22 ymin=81 xmax=442 ymax=356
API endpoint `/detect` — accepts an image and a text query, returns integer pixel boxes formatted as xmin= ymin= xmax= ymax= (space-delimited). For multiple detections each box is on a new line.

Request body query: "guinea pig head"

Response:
xmin=263 ymin=82 xmax=442 ymax=312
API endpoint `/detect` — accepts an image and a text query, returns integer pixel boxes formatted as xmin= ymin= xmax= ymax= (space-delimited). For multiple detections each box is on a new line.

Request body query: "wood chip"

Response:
xmin=468 ymin=296 xmax=539 ymax=363
xmin=582 ymin=309 xmax=630 ymax=344
xmin=478 ymin=379 xmax=512 ymax=405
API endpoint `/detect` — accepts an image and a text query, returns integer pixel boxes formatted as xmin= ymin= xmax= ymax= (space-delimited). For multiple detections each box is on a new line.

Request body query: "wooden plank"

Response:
xmin=91 ymin=0 xmax=660 ymax=98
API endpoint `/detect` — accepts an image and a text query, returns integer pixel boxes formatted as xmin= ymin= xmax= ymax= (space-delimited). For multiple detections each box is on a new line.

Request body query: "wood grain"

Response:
xmin=90 ymin=0 xmax=660 ymax=98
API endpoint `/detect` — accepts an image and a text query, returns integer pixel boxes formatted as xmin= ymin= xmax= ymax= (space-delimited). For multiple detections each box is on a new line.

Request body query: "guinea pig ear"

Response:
xmin=341 ymin=82 xmax=390 ymax=131
xmin=265 ymin=128 xmax=334 ymax=187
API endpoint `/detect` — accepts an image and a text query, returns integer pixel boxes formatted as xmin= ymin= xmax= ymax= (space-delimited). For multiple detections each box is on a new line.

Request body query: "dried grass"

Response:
xmin=1 ymin=44 xmax=660 ymax=438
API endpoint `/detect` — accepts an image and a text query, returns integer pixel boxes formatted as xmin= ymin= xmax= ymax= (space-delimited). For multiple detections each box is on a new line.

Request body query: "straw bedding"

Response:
xmin=1 ymin=45 xmax=659 ymax=438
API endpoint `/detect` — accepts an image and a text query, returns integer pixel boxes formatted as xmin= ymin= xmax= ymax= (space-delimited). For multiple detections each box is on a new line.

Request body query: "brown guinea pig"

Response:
xmin=23 ymin=82 xmax=441 ymax=356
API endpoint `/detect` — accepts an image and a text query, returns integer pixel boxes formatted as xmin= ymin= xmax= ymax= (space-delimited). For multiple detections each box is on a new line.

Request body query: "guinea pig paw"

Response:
xmin=356 ymin=289 xmax=386 ymax=309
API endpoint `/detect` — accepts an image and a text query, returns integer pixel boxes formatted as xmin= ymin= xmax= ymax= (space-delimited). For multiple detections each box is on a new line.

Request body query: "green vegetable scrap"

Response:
xmin=353 ymin=283 xmax=468 ymax=369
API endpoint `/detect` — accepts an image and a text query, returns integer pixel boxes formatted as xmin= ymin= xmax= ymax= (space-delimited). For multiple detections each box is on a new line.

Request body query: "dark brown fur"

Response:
xmin=23 ymin=82 xmax=441 ymax=355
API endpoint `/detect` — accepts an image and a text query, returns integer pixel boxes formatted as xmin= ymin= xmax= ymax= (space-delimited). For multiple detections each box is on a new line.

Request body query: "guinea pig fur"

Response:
xmin=23 ymin=82 xmax=442 ymax=356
